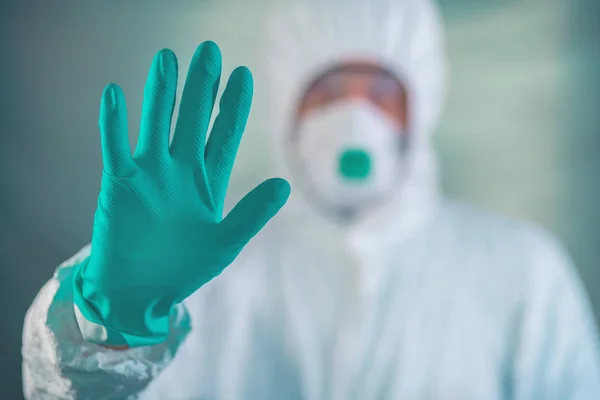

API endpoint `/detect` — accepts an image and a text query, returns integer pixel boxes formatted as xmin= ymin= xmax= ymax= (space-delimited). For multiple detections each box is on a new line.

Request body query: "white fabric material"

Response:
xmin=21 ymin=0 xmax=600 ymax=399
xmin=295 ymin=101 xmax=405 ymax=210
xmin=74 ymin=302 xmax=109 ymax=343
xmin=22 ymin=207 xmax=600 ymax=399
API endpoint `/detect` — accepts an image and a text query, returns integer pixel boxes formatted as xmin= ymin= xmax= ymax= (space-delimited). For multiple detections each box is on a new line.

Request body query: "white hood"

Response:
xmin=260 ymin=0 xmax=448 ymax=251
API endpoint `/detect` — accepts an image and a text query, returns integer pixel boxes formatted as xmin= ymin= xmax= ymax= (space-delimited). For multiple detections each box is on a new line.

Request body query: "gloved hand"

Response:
xmin=72 ymin=41 xmax=290 ymax=347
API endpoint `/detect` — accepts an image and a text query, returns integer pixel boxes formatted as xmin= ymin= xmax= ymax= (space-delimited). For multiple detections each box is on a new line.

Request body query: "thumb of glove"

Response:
xmin=218 ymin=178 xmax=291 ymax=251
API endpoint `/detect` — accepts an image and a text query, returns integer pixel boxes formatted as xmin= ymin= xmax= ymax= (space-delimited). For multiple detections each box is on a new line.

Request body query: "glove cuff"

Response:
xmin=72 ymin=262 xmax=171 ymax=347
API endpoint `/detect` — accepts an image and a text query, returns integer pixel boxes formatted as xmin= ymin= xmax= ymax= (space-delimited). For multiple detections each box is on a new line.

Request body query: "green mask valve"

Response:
xmin=338 ymin=148 xmax=372 ymax=181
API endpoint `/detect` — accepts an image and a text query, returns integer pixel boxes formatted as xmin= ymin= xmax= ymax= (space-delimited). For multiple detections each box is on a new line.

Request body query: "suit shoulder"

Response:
xmin=434 ymin=200 xmax=574 ymax=277
xmin=440 ymin=201 xmax=563 ymax=249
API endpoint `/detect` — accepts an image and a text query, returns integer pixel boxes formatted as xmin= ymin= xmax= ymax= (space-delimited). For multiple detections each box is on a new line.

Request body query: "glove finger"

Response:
xmin=134 ymin=49 xmax=178 ymax=164
xmin=99 ymin=83 xmax=135 ymax=176
xmin=218 ymin=178 xmax=290 ymax=249
xmin=204 ymin=66 xmax=253 ymax=213
xmin=170 ymin=41 xmax=221 ymax=165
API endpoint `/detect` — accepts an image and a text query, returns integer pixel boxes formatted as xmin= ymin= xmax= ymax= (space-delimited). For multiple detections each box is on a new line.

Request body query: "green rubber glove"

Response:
xmin=72 ymin=41 xmax=290 ymax=347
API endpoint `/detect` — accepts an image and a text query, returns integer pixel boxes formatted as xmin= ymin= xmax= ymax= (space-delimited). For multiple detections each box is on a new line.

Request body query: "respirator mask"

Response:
xmin=291 ymin=100 xmax=408 ymax=219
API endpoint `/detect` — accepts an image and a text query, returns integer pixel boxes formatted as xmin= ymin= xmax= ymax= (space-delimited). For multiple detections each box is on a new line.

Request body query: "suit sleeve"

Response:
xmin=21 ymin=244 xmax=192 ymax=400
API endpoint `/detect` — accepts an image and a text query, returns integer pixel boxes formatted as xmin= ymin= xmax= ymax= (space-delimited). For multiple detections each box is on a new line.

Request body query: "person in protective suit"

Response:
xmin=22 ymin=0 xmax=600 ymax=399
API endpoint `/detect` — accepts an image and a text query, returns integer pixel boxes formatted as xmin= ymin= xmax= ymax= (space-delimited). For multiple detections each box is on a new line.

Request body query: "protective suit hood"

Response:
xmin=262 ymin=0 xmax=448 ymax=250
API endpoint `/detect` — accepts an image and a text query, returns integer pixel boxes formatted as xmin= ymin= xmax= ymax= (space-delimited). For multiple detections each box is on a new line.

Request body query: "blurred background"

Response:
xmin=1 ymin=0 xmax=599 ymax=398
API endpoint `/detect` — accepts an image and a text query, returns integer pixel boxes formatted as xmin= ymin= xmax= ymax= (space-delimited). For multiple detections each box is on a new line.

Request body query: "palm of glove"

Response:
xmin=95 ymin=161 xmax=242 ymax=299
xmin=75 ymin=42 xmax=289 ymax=345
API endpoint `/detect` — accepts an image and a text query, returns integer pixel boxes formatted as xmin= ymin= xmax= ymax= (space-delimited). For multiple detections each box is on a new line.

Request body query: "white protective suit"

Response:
xmin=22 ymin=0 xmax=600 ymax=399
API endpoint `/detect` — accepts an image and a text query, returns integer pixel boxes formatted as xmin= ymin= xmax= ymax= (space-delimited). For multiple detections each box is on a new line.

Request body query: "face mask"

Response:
xmin=291 ymin=100 xmax=406 ymax=217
